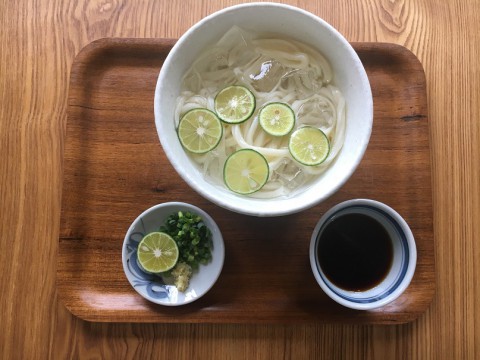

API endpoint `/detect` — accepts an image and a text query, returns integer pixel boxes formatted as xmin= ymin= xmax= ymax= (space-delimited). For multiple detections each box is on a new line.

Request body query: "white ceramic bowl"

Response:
xmin=122 ymin=202 xmax=224 ymax=306
xmin=154 ymin=2 xmax=373 ymax=217
xmin=309 ymin=199 xmax=417 ymax=310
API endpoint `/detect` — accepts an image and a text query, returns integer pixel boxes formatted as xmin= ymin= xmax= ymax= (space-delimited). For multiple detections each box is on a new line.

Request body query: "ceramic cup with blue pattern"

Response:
xmin=309 ymin=199 xmax=417 ymax=310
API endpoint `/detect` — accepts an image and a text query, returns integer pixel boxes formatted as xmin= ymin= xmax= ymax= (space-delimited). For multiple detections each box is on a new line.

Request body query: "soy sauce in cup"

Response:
xmin=309 ymin=199 xmax=417 ymax=310
xmin=317 ymin=213 xmax=393 ymax=291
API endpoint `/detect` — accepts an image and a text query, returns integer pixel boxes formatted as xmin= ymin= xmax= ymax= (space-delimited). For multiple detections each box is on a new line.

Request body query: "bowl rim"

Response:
xmin=309 ymin=199 xmax=417 ymax=310
xmin=154 ymin=2 xmax=373 ymax=217
xmin=121 ymin=201 xmax=225 ymax=306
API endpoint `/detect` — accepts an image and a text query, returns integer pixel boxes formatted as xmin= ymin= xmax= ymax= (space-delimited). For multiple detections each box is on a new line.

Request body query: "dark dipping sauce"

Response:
xmin=317 ymin=213 xmax=393 ymax=292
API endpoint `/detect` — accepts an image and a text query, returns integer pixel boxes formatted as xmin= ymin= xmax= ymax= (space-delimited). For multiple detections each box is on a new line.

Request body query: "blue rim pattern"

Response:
xmin=124 ymin=219 xmax=172 ymax=300
xmin=314 ymin=205 xmax=410 ymax=303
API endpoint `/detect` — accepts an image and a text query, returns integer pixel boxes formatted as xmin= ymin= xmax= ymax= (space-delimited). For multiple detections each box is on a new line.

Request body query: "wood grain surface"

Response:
xmin=1 ymin=0 xmax=479 ymax=358
xmin=58 ymin=39 xmax=433 ymax=324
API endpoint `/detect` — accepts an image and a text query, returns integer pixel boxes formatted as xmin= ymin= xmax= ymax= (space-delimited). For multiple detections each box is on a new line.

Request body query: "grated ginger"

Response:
xmin=171 ymin=262 xmax=193 ymax=292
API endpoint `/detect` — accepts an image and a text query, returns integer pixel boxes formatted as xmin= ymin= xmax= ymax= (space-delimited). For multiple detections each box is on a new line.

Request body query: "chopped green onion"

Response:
xmin=159 ymin=211 xmax=213 ymax=270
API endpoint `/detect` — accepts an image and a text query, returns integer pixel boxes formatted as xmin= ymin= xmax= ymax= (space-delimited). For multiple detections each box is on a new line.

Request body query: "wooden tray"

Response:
xmin=58 ymin=38 xmax=435 ymax=323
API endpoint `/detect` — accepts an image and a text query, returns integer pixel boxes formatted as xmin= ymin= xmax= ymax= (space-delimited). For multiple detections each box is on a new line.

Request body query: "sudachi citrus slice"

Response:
xmin=223 ymin=149 xmax=269 ymax=194
xmin=137 ymin=232 xmax=179 ymax=273
xmin=214 ymin=85 xmax=256 ymax=124
xmin=178 ymin=108 xmax=223 ymax=154
xmin=259 ymin=102 xmax=295 ymax=136
xmin=288 ymin=126 xmax=330 ymax=166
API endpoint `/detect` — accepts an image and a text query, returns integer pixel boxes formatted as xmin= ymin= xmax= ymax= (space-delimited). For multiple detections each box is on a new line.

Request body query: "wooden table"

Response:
xmin=1 ymin=0 xmax=479 ymax=358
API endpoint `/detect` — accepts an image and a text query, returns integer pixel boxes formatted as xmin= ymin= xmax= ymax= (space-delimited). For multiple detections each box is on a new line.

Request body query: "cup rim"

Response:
xmin=309 ymin=199 xmax=417 ymax=310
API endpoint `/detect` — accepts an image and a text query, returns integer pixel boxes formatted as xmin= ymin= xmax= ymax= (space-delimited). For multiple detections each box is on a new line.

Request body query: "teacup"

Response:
xmin=309 ymin=199 xmax=417 ymax=310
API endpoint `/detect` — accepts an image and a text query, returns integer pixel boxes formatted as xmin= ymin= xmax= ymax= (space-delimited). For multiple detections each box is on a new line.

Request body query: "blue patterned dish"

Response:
xmin=122 ymin=202 xmax=225 ymax=306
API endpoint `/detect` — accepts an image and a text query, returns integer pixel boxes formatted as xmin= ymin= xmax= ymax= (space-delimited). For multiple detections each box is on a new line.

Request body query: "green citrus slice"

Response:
xmin=288 ymin=126 xmax=330 ymax=166
xmin=223 ymin=149 xmax=269 ymax=194
xmin=259 ymin=102 xmax=295 ymax=136
xmin=214 ymin=85 xmax=256 ymax=124
xmin=178 ymin=108 xmax=223 ymax=154
xmin=137 ymin=232 xmax=179 ymax=273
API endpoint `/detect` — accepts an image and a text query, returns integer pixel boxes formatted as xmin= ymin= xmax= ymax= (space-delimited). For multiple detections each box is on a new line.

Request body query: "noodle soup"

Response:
xmin=175 ymin=26 xmax=346 ymax=199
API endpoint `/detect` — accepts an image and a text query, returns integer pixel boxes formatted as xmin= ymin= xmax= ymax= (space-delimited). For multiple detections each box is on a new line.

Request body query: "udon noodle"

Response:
xmin=175 ymin=26 xmax=346 ymax=198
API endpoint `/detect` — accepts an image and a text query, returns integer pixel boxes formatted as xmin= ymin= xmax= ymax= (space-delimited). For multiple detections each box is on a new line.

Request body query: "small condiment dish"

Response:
xmin=122 ymin=202 xmax=225 ymax=306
